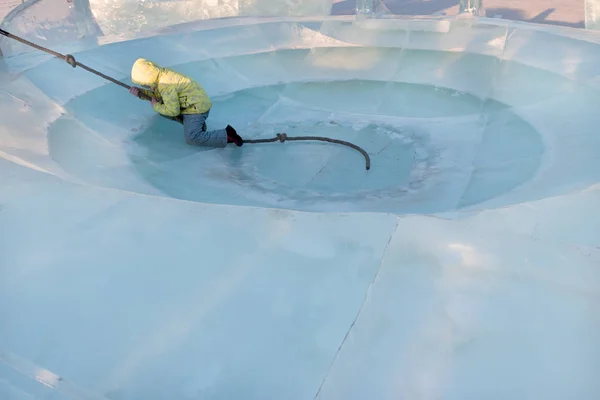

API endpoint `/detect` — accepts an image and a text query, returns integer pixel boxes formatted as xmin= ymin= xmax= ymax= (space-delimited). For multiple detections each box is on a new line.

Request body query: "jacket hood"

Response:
xmin=131 ymin=58 xmax=161 ymax=86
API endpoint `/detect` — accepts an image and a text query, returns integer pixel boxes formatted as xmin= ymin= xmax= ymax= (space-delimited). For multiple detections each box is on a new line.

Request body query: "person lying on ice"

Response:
xmin=128 ymin=58 xmax=243 ymax=147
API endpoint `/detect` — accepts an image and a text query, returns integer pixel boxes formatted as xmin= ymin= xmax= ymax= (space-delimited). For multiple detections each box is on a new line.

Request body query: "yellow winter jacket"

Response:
xmin=131 ymin=58 xmax=212 ymax=117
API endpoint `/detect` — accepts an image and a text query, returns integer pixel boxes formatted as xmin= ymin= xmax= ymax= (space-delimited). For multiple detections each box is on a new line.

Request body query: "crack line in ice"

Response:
xmin=313 ymin=218 xmax=400 ymax=400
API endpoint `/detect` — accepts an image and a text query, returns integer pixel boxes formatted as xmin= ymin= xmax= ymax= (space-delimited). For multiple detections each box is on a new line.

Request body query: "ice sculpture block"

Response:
xmin=356 ymin=0 xmax=373 ymax=15
xmin=239 ymin=0 xmax=333 ymax=16
xmin=585 ymin=0 xmax=600 ymax=30
xmin=459 ymin=0 xmax=483 ymax=16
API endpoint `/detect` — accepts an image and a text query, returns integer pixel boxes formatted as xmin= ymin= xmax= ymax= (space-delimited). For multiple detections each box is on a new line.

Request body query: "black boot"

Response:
xmin=226 ymin=125 xmax=243 ymax=147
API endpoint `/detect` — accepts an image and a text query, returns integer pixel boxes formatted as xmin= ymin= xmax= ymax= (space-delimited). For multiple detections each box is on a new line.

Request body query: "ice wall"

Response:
xmin=0 ymin=0 xmax=102 ymax=56
xmin=0 ymin=0 xmax=334 ymax=56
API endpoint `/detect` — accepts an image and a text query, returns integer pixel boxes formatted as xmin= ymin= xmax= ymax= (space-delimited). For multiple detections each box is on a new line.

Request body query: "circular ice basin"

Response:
xmin=124 ymin=80 xmax=543 ymax=213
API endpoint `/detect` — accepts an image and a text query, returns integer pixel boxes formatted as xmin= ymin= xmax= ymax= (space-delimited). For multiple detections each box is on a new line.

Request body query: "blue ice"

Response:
xmin=0 ymin=12 xmax=599 ymax=400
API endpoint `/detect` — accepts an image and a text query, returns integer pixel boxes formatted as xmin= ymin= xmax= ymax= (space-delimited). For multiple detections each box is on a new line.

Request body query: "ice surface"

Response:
xmin=1 ymin=13 xmax=600 ymax=400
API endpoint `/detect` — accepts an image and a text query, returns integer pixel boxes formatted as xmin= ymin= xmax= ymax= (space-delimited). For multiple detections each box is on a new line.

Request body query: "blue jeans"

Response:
xmin=182 ymin=110 xmax=227 ymax=147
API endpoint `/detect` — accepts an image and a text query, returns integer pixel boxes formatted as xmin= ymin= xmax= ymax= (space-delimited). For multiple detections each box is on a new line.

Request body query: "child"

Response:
xmin=129 ymin=58 xmax=243 ymax=147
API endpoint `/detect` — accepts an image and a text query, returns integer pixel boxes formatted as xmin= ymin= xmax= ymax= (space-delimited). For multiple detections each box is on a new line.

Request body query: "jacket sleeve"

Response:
xmin=153 ymin=84 xmax=181 ymax=117
xmin=138 ymin=88 xmax=154 ymax=99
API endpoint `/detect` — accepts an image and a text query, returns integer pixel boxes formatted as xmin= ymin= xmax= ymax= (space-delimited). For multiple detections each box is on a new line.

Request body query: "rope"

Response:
xmin=245 ymin=133 xmax=370 ymax=170
xmin=0 ymin=28 xmax=151 ymax=100
xmin=0 ymin=29 xmax=371 ymax=170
